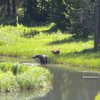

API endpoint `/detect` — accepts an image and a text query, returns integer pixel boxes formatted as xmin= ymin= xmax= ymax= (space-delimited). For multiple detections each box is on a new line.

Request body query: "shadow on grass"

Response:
xmin=22 ymin=30 xmax=39 ymax=38
xmin=0 ymin=17 xmax=17 ymax=26
xmin=22 ymin=21 xmax=51 ymax=27
xmin=0 ymin=16 xmax=51 ymax=27
xmin=44 ymin=25 xmax=58 ymax=33
xmin=60 ymin=48 xmax=100 ymax=59
xmin=48 ymin=36 xmax=93 ymax=45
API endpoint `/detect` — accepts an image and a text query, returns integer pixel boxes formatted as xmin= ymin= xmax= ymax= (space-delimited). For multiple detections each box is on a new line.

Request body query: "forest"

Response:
xmin=0 ymin=0 xmax=100 ymax=97
xmin=0 ymin=0 xmax=96 ymax=38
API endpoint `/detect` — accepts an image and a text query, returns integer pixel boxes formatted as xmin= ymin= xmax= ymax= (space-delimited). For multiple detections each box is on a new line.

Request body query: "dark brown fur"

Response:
xmin=33 ymin=54 xmax=48 ymax=64
xmin=51 ymin=50 xmax=60 ymax=55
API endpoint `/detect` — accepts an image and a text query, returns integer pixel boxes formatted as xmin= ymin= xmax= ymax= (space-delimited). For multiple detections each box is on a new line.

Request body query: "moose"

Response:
xmin=33 ymin=54 xmax=48 ymax=65
xmin=51 ymin=50 xmax=60 ymax=55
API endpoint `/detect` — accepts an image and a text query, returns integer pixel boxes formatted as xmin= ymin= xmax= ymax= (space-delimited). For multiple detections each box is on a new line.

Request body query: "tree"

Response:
xmin=12 ymin=0 xmax=16 ymax=17
xmin=51 ymin=0 xmax=70 ymax=31
xmin=94 ymin=0 xmax=100 ymax=50
xmin=51 ymin=0 xmax=95 ymax=38
xmin=7 ymin=0 xmax=10 ymax=16
xmin=23 ymin=0 xmax=51 ymax=22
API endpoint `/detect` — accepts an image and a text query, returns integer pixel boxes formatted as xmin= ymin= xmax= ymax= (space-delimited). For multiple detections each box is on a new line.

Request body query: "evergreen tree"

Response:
xmin=51 ymin=0 xmax=95 ymax=38
xmin=23 ymin=0 xmax=51 ymax=22
xmin=52 ymin=0 xmax=70 ymax=31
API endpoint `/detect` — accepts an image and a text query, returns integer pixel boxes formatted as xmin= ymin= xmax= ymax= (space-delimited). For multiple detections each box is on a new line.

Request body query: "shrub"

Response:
xmin=0 ymin=62 xmax=52 ymax=92
xmin=0 ymin=62 xmax=13 ymax=72
xmin=0 ymin=71 xmax=17 ymax=92
xmin=12 ymin=63 xmax=29 ymax=75
xmin=16 ymin=67 xmax=52 ymax=90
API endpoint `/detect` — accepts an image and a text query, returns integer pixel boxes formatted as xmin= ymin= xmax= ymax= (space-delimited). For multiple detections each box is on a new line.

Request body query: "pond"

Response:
xmin=0 ymin=56 xmax=100 ymax=100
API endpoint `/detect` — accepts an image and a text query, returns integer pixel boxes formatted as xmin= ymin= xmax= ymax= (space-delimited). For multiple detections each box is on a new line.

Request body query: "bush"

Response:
xmin=0 ymin=62 xmax=13 ymax=72
xmin=0 ymin=71 xmax=17 ymax=92
xmin=0 ymin=62 xmax=52 ymax=92
xmin=12 ymin=63 xmax=29 ymax=75
xmin=16 ymin=67 xmax=52 ymax=90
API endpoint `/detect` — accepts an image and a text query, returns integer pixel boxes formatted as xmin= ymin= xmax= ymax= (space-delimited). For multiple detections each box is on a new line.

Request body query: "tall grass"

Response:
xmin=0 ymin=24 xmax=100 ymax=69
xmin=0 ymin=71 xmax=17 ymax=92
xmin=0 ymin=62 xmax=52 ymax=92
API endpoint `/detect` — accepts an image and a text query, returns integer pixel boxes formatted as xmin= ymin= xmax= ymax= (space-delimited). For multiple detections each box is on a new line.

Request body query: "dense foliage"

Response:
xmin=23 ymin=0 xmax=51 ymax=22
xmin=0 ymin=0 xmax=96 ymax=38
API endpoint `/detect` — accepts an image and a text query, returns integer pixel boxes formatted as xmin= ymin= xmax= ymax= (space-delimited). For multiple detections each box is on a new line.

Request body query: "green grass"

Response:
xmin=0 ymin=23 xmax=100 ymax=70
xmin=0 ymin=62 xmax=52 ymax=92
xmin=95 ymin=93 xmax=100 ymax=100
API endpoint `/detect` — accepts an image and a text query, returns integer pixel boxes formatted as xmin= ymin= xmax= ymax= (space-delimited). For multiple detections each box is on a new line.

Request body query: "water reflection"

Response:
xmin=36 ymin=66 xmax=100 ymax=100
xmin=0 ymin=90 xmax=49 ymax=100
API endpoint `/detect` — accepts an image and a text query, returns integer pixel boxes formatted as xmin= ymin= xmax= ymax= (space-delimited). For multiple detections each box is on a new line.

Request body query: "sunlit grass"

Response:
xmin=95 ymin=93 xmax=100 ymax=100
xmin=0 ymin=62 xmax=52 ymax=92
xmin=0 ymin=24 xmax=100 ymax=69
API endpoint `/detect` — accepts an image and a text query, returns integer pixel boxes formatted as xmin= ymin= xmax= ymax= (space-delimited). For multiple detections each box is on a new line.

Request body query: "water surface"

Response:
xmin=0 ymin=56 xmax=100 ymax=100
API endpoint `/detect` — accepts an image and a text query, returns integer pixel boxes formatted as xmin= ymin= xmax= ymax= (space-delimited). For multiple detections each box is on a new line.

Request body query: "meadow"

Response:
xmin=0 ymin=23 xmax=100 ymax=70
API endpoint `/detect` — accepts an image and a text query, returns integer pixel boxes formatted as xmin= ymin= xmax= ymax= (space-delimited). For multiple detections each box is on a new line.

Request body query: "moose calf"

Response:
xmin=51 ymin=50 xmax=60 ymax=55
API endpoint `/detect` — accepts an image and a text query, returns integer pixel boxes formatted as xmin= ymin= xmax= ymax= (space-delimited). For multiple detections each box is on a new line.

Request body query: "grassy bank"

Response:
xmin=0 ymin=23 xmax=100 ymax=69
xmin=0 ymin=62 xmax=52 ymax=92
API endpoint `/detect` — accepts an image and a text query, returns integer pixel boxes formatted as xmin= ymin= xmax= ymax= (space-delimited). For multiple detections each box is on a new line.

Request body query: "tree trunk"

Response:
xmin=12 ymin=0 xmax=16 ymax=17
xmin=94 ymin=0 xmax=100 ymax=51
xmin=7 ymin=0 xmax=10 ymax=16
